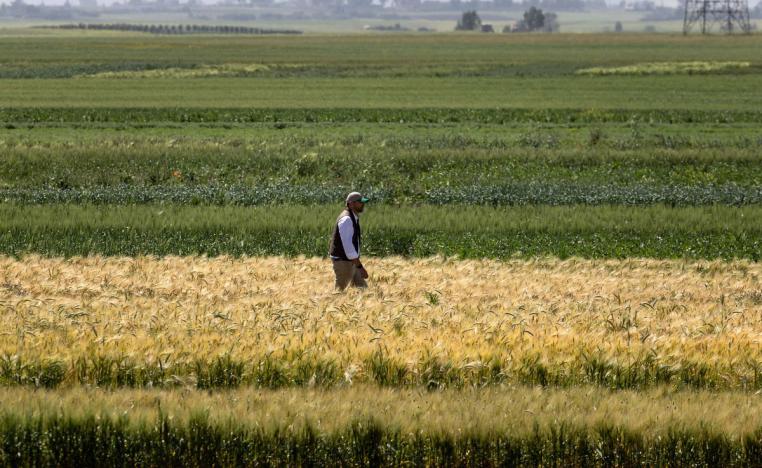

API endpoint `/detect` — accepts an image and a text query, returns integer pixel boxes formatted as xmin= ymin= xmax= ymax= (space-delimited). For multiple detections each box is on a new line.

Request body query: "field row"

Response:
xmin=1 ymin=140 xmax=761 ymax=207
xmin=4 ymin=184 xmax=762 ymax=207
xmin=3 ymin=143 xmax=762 ymax=187
xmin=4 ymin=122 xmax=762 ymax=147
xmin=0 ymin=204 xmax=759 ymax=259
xmin=2 ymin=34 xmax=761 ymax=78
xmin=2 ymin=55 xmax=759 ymax=80
xmin=0 ymin=386 xmax=760 ymax=465
xmin=1 ymin=256 xmax=760 ymax=390
xmin=4 ymin=107 xmax=762 ymax=124
xmin=3 ymin=75 xmax=762 ymax=109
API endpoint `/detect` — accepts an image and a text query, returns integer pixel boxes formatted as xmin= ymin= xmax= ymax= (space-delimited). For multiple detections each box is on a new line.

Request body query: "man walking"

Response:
xmin=329 ymin=192 xmax=370 ymax=290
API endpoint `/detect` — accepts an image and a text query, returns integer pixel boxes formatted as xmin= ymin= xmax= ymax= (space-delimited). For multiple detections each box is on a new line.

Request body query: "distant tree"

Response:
xmin=614 ymin=20 xmax=623 ymax=32
xmin=512 ymin=6 xmax=545 ymax=31
xmin=523 ymin=6 xmax=544 ymax=30
xmin=543 ymin=11 xmax=559 ymax=32
xmin=456 ymin=10 xmax=481 ymax=30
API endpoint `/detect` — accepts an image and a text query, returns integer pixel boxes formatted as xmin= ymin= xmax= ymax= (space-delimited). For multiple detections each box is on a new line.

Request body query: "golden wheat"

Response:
xmin=0 ymin=256 xmax=760 ymax=386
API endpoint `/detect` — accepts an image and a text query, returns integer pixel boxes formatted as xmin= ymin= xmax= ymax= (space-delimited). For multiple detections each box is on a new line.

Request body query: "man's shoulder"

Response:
xmin=336 ymin=212 xmax=352 ymax=224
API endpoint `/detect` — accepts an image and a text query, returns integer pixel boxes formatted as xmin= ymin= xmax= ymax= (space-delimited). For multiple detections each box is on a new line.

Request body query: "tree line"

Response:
xmin=456 ymin=8 xmax=559 ymax=32
xmin=43 ymin=23 xmax=302 ymax=35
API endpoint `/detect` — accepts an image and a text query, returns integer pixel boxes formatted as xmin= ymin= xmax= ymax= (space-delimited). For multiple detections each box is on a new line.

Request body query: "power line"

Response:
xmin=683 ymin=0 xmax=752 ymax=34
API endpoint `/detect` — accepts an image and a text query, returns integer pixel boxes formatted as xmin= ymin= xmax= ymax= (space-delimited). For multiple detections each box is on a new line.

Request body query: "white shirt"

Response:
xmin=336 ymin=213 xmax=360 ymax=260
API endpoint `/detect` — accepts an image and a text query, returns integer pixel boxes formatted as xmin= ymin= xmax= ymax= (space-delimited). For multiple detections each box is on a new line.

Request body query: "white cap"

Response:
xmin=346 ymin=192 xmax=370 ymax=204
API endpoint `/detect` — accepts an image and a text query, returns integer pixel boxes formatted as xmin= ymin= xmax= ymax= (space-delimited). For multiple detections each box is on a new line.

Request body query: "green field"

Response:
xmin=4 ymin=75 xmax=762 ymax=108
xmin=0 ymin=30 xmax=761 ymax=465
xmin=0 ymin=33 xmax=759 ymax=112
xmin=14 ymin=34 xmax=760 ymax=72
xmin=1 ymin=34 xmax=761 ymax=108
xmin=0 ymin=204 xmax=758 ymax=259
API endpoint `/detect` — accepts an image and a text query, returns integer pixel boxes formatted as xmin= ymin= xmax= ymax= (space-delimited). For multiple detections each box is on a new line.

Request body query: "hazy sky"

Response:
xmin=6 ymin=0 xmax=761 ymax=10
xmin=6 ymin=0 xmax=696 ymax=7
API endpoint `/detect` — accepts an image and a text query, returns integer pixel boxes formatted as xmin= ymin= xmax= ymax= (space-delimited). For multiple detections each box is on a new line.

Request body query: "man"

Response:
xmin=329 ymin=191 xmax=370 ymax=290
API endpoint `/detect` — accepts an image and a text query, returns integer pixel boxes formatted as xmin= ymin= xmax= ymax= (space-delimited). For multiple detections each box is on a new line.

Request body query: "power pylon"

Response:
xmin=683 ymin=0 xmax=752 ymax=34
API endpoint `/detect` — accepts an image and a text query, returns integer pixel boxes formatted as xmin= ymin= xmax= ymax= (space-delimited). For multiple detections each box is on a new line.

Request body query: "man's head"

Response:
xmin=346 ymin=192 xmax=369 ymax=213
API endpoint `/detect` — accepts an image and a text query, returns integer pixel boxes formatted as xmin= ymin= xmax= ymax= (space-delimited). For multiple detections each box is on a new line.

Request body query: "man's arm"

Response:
xmin=337 ymin=216 xmax=360 ymax=264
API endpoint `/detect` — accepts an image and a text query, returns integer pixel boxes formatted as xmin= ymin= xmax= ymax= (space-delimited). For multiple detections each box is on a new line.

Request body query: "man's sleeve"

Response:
xmin=337 ymin=216 xmax=359 ymax=260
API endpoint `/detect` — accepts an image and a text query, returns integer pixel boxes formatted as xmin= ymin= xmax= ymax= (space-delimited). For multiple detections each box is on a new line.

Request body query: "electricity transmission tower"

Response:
xmin=683 ymin=0 xmax=752 ymax=34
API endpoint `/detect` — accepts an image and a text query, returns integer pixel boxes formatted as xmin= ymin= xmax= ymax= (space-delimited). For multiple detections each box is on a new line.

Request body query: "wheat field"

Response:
xmin=1 ymin=255 xmax=759 ymax=389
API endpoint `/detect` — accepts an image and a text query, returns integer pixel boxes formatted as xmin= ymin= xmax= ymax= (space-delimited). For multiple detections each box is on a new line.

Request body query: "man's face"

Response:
xmin=350 ymin=201 xmax=365 ymax=213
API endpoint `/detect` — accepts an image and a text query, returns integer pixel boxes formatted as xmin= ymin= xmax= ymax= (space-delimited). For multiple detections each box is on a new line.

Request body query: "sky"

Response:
xmin=7 ymin=0 xmax=762 ymax=10
xmin=6 ymin=0 xmax=695 ymax=7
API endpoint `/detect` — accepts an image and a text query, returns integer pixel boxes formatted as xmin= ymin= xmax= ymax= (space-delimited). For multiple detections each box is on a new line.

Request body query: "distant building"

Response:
xmin=481 ymin=23 xmax=494 ymax=32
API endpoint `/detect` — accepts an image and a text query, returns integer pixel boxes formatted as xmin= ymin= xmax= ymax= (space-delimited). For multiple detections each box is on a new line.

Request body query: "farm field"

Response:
xmin=0 ymin=30 xmax=761 ymax=464
xmin=0 ymin=205 xmax=760 ymax=259
xmin=4 ymin=75 xmax=762 ymax=108
xmin=2 ymin=256 xmax=761 ymax=390
xmin=1 ymin=386 xmax=760 ymax=465
xmin=1 ymin=255 xmax=761 ymax=464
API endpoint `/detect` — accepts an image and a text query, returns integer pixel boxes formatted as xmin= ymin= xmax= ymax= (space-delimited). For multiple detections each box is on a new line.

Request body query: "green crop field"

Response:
xmin=0 ymin=34 xmax=761 ymax=108
xmin=0 ymin=204 xmax=759 ymax=259
xmin=0 ymin=29 xmax=760 ymax=465
xmin=4 ymin=75 xmax=762 ymax=108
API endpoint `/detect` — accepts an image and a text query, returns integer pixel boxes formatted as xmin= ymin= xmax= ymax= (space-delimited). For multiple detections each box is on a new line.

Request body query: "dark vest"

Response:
xmin=329 ymin=209 xmax=361 ymax=260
